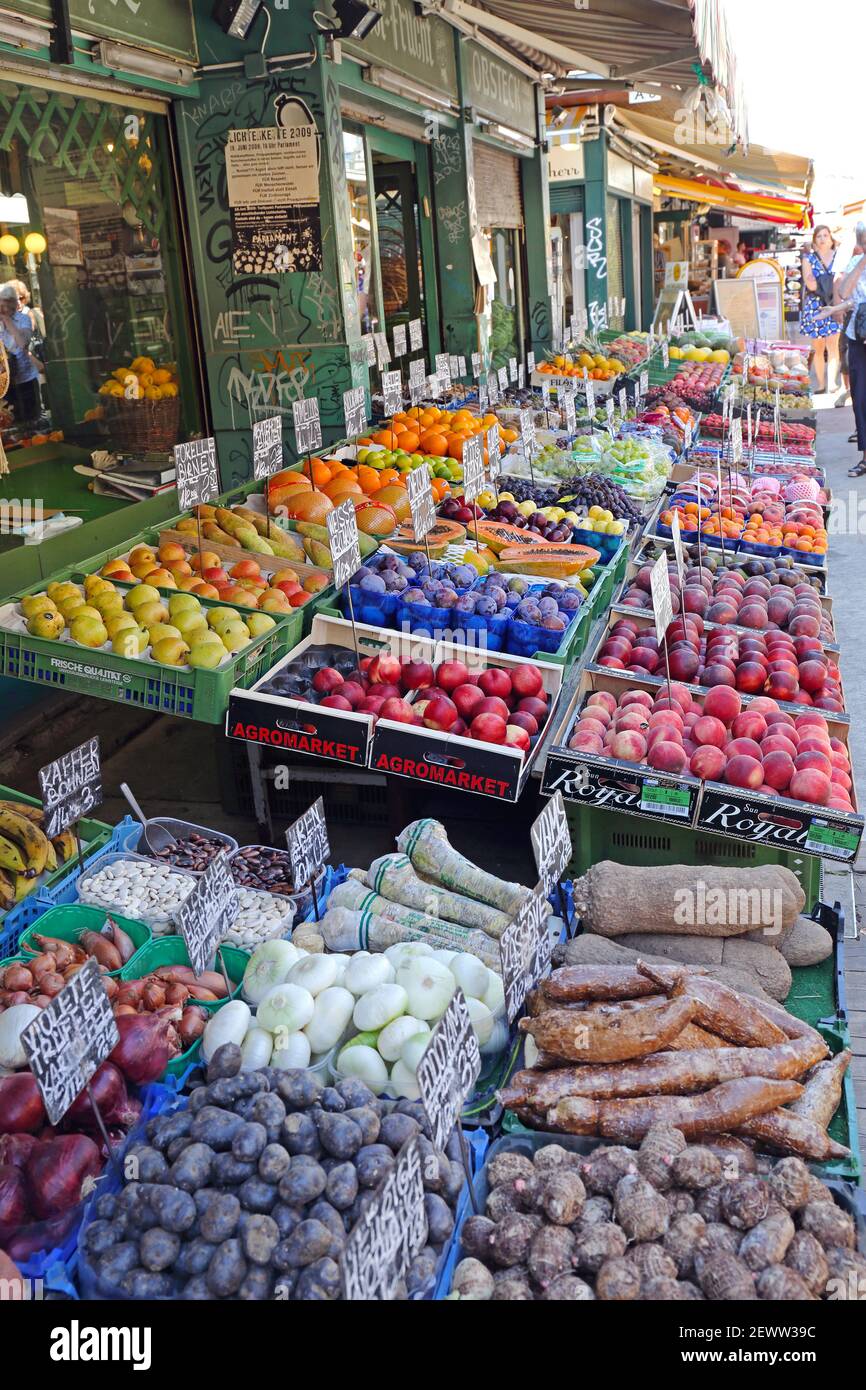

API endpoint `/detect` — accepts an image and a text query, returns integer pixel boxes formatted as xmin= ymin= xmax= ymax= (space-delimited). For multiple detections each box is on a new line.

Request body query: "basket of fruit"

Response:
xmin=97 ymin=356 xmax=181 ymax=452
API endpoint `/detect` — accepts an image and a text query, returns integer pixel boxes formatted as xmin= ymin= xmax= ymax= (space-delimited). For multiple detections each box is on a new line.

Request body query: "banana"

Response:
xmin=0 ymin=808 xmax=50 ymax=875
xmin=14 ymin=874 xmax=39 ymax=903
xmin=51 ymin=829 xmax=77 ymax=864
xmin=0 ymin=799 xmax=44 ymax=824
xmin=0 ymin=869 xmax=15 ymax=911
xmin=44 ymin=839 xmax=57 ymax=872
xmin=0 ymin=833 xmax=27 ymax=874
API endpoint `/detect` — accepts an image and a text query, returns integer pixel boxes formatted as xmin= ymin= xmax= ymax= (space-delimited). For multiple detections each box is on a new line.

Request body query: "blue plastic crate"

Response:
xmin=0 ymin=816 xmax=139 ymax=959
xmin=13 ymin=1076 xmax=183 ymax=1296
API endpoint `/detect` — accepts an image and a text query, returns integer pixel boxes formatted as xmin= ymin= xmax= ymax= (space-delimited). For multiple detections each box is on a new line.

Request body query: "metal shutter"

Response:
xmin=474 ymin=142 xmax=524 ymax=229
xmin=606 ymin=194 xmax=625 ymax=331
xmin=549 ymin=183 xmax=584 ymax=216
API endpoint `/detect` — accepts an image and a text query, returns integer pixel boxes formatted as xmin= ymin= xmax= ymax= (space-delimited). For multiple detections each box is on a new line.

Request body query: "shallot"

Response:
xmin=109 ymin=1011 xmax=179 ymax=1084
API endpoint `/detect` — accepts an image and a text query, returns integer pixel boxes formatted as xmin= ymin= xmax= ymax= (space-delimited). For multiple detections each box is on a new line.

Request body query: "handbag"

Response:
xmin=854 ymin=303 xmax=866 ymax=344
xmin=814 ymin=271 xmax=835 ymax=307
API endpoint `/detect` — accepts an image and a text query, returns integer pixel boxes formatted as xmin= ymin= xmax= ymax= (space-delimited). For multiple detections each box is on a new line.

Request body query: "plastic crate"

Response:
xmin=17 ymin=904 xmax=152 ymax=975
xmin=0 ymin=803 xmax=133 ymax=960
xmin=563 ymin=801 xmax=823 ymax=909
xmin=811 ymin=1020 xmax=861 ymax=1184
xmin=0 ymin=594 xmax=302 ymax=724
xmin=216 ymin=736 xmax=391 ymax=825
xmin=12 ymin=1076 xmax=182 ymax=1293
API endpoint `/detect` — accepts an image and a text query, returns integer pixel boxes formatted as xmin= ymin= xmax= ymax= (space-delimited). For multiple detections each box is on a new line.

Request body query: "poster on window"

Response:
xmin=226 ymin=102 xmax=322 ymax=275
xmin=43 ymin=207 xmax=84 ymax=267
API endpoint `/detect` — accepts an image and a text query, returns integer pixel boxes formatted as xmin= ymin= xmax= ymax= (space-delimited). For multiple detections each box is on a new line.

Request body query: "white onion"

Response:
xmin=270 ymin=1030 xmax=311 ymax=1070
xmin=343 ymin=952 xmax=395 ymax=996
xmin=465 ymin=997 xmax=494 ymax=1047
xmin=352 ymin=982 xmax=408 ymax=1032
xmin=201 ymin=1000 xmax=252 ymax=1064
xmin=303 ymin=986 xmax=355 ymax=1054
xmin=287 ymin=953 xmax=339 ymax=996
xmin=256 ymin=982 xmax=315 ymax=1034
xmin=389 ymin=1058 xmax=421 ymax=1100
xmin=400 ymin=1031 xmax=432 ymax=1074
xmin=431 ymin=949 xmax=456 ymax=970
xmin=239 ymin=1026 xmax=273 ymax=1071
xmin=0 ymin=1003 xmax=40 ymax=1070
xmin=242 ymin=940 xmax=302 ymax=1005
xmin=451 ymin=953 xmax=488 ymax=1001
xmin=384 ymin=941 xmax=434 ymax=970
xmin=396 ymin=957 xmax=456 ymax=1021
xmin=336 ymin=1042 xmax=389 ymax=1092
xmin=376 ymin=1015 xmax=429 ymax=1063
xmin=482 ymin=970 xmax=505 ymax=1015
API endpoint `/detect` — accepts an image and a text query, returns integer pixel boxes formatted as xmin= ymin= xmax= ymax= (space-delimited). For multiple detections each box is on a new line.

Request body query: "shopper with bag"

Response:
xmin=834 ymin=228 xmax=866 ymax=476
xmin=0 ymin=282 xmax=41 ymax=427
xmin=800 ymin=225 xmax=841 ymax=394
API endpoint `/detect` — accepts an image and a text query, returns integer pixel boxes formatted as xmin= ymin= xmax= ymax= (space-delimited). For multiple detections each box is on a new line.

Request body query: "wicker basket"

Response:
xmin=106 ymin=394 xmax=181 ymax=453
xmin=0 ymin=343 xmax=9 ymax=401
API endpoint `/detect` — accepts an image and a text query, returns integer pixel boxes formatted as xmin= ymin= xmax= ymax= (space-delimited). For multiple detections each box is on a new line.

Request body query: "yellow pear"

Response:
xmin=173 ymin=611 xmax=209 ymax=641
xmin=134 ymin=600 xmax=169 ymax=628
xmin=20 ymin=593 xmax=57 ymax=619
xmin=112 ymin=626 xmax=148 ymax=657
xmin=151 ymin=636 xmax=189 ymax=667
xmin=146 ymin=623 xmax=184 ymax=646
xmin=245 ymin=613 xmax=277 ymax=638
xmin=219 ymin=620 xmax=250 ymax=653
xmin=168 ymin=594 xmax=201 ymax=619
xmin=57 ymin=595 xmax=87 ymax=620
xmin=106 ymin=612 xmax=138 ymax=639
xmin=83 ymin=576 xmax=114 ymax=599
xmin=28 ymin=609 xmax=65 ymax=639
xmin=207 ymin=607 xmax=240 ymax=630
xmin=47 ymin=581 xmax=80 ymax=603
xmin=126 ymin=584 xmax=161 ymax=612
xmin=70 ymin=615 xmax=108 ymax=648
xmin=92 ymin=590 xmax=125 ymax=618
xmin=187 ymin=641 xmax=226 ymax=670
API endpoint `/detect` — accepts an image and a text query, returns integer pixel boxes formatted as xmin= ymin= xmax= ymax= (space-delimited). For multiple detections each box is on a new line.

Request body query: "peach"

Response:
xmin=620 ymin=690 xmax=654 ymax=710
xmin=731 ymin=711 xmax=767 ymax=742
xmin=609 ymin=730 xmax=648 ymax=762
xmin=789 ymin=769 xmax=831 ymax=805
xmin=648 ymin=741 xmax=688 ymax=773
xmin=647 ymin=725 xmax=683 ymax=751
xmin=725 ymin=754 xmax=764 ymax=790
xmin=590 ymin=690 xmax=617 ymax=716
xmin=575 ymin=718 xmax=607 ymax=740
xmin=761 ymin=750 xmax=795 ymax=791
xmin=795 ymin=750 xmax=833 ymax=777
xmin=693 ymin=716 xmax=727 ymax=748
xmin=760 ymin=735 xmax=798 ymax=758
xmin=727 ymin=738 xmax=763 ymax=761
xmin=690 ymin=745 xmax=727 ymax=780
xmin=582 ymin=703 xmax=612 ymax=727
xmin=616 ymin=709 xmax=651 ymax=733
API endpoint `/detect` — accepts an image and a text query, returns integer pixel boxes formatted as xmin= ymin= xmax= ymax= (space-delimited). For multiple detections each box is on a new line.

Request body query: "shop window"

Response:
xmin=0 ymin=82 xmax=199 ymax=456
xmin=483 ymin=227 xmax=525 ymax=370
xmin=344 ymin=131 xmax=379 ymax=334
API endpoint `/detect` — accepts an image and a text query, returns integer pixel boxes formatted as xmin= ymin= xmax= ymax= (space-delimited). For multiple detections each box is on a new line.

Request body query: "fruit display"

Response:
xmin=569 ymin=678 xmax=852 ymax=811
xmin=99 ymin=538 xmax=328 ymax=612
xmin=77 ymin=1045 xmax=466 ymax=1301
xmin=258 ymin=646 xmax=553 ymax=753
xmin=0 ymin=798 xmax=82 ymax=912
xmin=658 ymin=499 xmax=745 ymax=542
xmin=359 ymin=405 xmax=513 ymax=467
xmin=743 ymin=386 xmax=813 ymax=411
xmin=733 ymin=351 xmax=811 ymax=394
xmin=620 ymin=556 xmax=834 ymax=642
xmin=447 ymin=1132 xmax=859 ymax=1300
xmin=700 ymin=415 xmax=816 ymax=452
xmin=647 ymin=361 xmax=725 ymax=413
xmin=495 ymin=473 xmax=644 ymax=525
xmin=537 ymin=351 xmax=626 ymax=382
xmin=11 ymin=580 xmax=283 ymax=669
xmin=669 ymin=329 xmax=736 ymax=360
xmin=96 ymin=356 xmax=179 ymax=402
xmin=597 ymin=606 xmax=844 ymax=710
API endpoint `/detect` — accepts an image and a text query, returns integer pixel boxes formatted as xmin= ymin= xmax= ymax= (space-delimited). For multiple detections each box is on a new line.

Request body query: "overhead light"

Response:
xmin=479 ymin=121 xmax=535 ymax=151
xmin=212 ymin=0 xmax=264 ymax=39
xmin=96 ymin=41 xmax=195 ymax=86
xmin=332 ymin=0 xmax=383 ymax=39
xmin=24 ymin=231 xmax=47 ymax=255
xmin=0 ymin=235 xmax=19 ymax=258
xmin=0 ymin=194 xmax=30 ymax=224
xmin=0 ymin=15 xmax=50 ymax=48
xmin=365 ymin=66 xmax=454 ymax=113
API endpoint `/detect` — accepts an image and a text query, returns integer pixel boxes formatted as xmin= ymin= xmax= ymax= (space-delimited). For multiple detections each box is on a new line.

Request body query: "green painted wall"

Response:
xmin=581 ymin=134 xmax=609 ymax=334
xmin=522 ymin=90 xmax=553 ymax=357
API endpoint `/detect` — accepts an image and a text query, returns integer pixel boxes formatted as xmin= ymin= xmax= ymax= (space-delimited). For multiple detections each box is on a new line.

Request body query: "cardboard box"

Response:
xmin=625 ymin=532 xmax=832 ymax=610
xmin=226 ymin=615 xmax=563 ymax=802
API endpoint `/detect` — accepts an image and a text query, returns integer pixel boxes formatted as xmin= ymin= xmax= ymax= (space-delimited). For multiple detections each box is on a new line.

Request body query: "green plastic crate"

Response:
xmin=810 ymin=1021 xmax=862 ymax=1183
xmin=17 ymin=904 xmax=152 ymax=977
xmin=0 ymin=590 xmax=301 ymax=724
xmin=0 ymin=782 xmax=112 ymax=931
xmin=563 ymin=802 xmax=822 ymax=909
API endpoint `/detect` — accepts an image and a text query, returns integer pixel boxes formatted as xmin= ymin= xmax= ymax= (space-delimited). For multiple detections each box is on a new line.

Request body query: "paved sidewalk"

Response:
xmin=814 ymin=398 xmax=866 ymax=1155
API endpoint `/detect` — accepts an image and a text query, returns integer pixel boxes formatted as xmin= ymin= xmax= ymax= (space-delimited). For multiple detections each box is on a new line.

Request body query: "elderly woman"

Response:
xmin=0 ymin=281 xmax=41 ymax=426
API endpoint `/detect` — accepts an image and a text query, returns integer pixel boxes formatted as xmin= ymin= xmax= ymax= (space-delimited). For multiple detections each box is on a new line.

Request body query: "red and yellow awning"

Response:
xmin=653 ymin=173 xmax=812 ymax=228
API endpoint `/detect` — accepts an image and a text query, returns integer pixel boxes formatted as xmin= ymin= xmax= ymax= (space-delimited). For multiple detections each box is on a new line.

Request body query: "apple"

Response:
xmin=368 ymin=653 xmax=403 ymax=686
xmin=436 ymin=659 xmax=470 ymax=693
xmin=510 ymin=664 xmax=544 ymax=699
xmin=423 ymin=695 xmax=459 ymax=732
xmin=312 ymin=668 xmax=344 ymax=695
xmin=690 ymin=745 xmax=727 ymax=780
xmin=401 ymin=660 xmax=435 ymax=691
xmin=469 ymin=712 xmax=507 ymax=744
xmin=379 ymin=696 xmax=416 ymax=722
xmin=504 ymin=724 xmax=531 ymax=752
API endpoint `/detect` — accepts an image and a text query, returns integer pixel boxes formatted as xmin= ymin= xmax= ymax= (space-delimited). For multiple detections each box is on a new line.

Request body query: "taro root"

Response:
xmin=614 ymin=1172 xmax=669 ymax=1242
xmin=666 ymin=1190 xmax=696 ymax=1219
xmin=486 ymin=1181 xmax=527 ymax=1222
xmin=627 ymin=1243 xmax=678 ymax=1286
xmin=738 ymin=1210 xmax=795 ymax=1272
xmin=596 ymin=1256 xmax=641 ymax=1301
xmin=451 ymin=1258 xmax=494 ymax=1300
xmin=493 ymin=1272 xmax=534 ymax=1300
xmin=799 ymin=1201 xmax=856 ymax=1251
xmin=534 ymin=1143 xmax=581 ymax=1174
xmin=642 ymin=1277 xmax=704 ymax=1301
xmin=694 ymin=1224 xmax=740 ymax=1278
xmin=719 ymin=1176 xmax=770 ymax=1231
xmin=461 ymin=1214 xmax=497 ymax=1260
xmin=573 ymin=1222 xmax=627 ymax=1275
xmin=537 ymin=1170 xmax=586 ymax=1226
xmin=637 ymin=1124 xmax=687 ymax=1192
xmin=823 ymin=1247 xmax=866 ymax=1297
xmin=663 ymin=1213 xmax=707 ymax=1279
xmin=489 ymin=1212 xmax=540 ymax=1269
xmin=695 ymin=1183 xmax=726 ymax=1223
xmin=768 ymin=1157 xmax=813 ymax=1212
xmin=698 ymin=1252 xmax=757 ymax=1301
xmin=528 ymin=1225 xmax=576 ymax=1288
xmin=542 ymin=1274 xmax=595 ymax=1300
xmin=487 ymin=1152 xmax=536 ymax=1189
xmin=804 ymin=1173 xmax=834 ymax=1205
xmin=784 ymin=1232 xmax=829 ymax=1296
xmin=580 ymin=1146 xmax=637 ymax=1196
xmin=756 ymin=1266 xmax=815 ymax=1301
xmin=671 ymin=1147 xmax=722 ymax=1191
xmin=575 ymin=1195 xmax=613 ymax=1230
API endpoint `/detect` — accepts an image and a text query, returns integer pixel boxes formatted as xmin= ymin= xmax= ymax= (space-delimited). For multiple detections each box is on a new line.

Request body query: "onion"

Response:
xmin=165 ymin=982 xmax=190 ymax=1006
xmin=450 ymin=953 xmax=488 ymax=1001
xmin=241 ymin=940 xmax=301 ymax=1006
xmin=352 ymin=983 xmax=408 ymax=1033
xmin=194 ymin=970 xmax=229 ymax=999
xmin=103 ymin=918 xmax=136 ymax=964
xmin=31 ymin=935 xmax=83 ymax=969
xmin=30 ymin=954 xmax=57 ymax=981
xmin=113 ymin=1004 xmax=137 ymax=1017
xmin=0 ymin=1004 xmax=41 ymax=1070
xmin=376 ymin=1015 xmax=429 ymax=1063
xmin=343 ymin=953 xmax=395 ymax=997
xmin=0 ymin=1163 xmax=28 ymax=1239
xmin=25 ymin=1133 xmax=101 ymax=1220
xmin=0 ymin=1133 xmax=40 ymax=1170
xmin=336 ymin=1042 xmax=389 ymax=1093
xmin=2 ymin=966 xmax=33 ymax=993
xmin=38 ymin=973 xmax=65 ymax=998
xmin=303 ymin=986 xmax=354 ymax=1054
xmin=270 ymin=1030 xmax=311 ymax=1070
xmin=239 ymin=1027 xmax=273 ymax=1071
xmin=186 ymin=986 xmax=218 ymax=1002
xmin=141 ymin=983 xmax=166 ymax=1012
xmin=395 ymin=958 xmax=456 ymax=1021
xmin=64 ymin=1062 xmax=137 ymax=1131
xmin=400 ymin=1032 xmax=432 ymax=1074
xmin=256 ymin=984 xmax=314 ymax=1036
xmin=80 ymin=931 xmax=122 ymax=971
xmin=287 ymin=953 xmax=339 ymax=997
xmin=389 ymin=1058 xmax=421 ymax=1100
xmin=109 ymin=1011 xmax=179 ymax=1084
xmin=177 ymin=1006 xmax=207 ymax=1049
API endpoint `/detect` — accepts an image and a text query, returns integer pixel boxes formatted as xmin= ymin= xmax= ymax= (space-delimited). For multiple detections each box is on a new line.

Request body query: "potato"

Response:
xmin=146 ymin=1185 xmax=197 ymax=1235
xmin=231 ymin=1123 xmax=268 ymax=1164
xmin=169 ymin=1143 xmax=214 ymax=1194
xmin=212 ymin=1153 xmax=257 ymax=1186
xmin=206 ymin=1042 xmax=242 ymax=1081
xmin=343 ymin=1106 xmax=380 ymax=1146
xmin=139 ymin=1227 xmax=180 ymax=1274
xmin=281 ymin=1112 xmax=321 ymax=1158
xmin=96 ymin=1242 xmax=139 ymax=1286
xmin=238 ymin=1266 xmax=275 ymax=1300
xmin=257 ymin=1143 xmax=290 ymax=1185
xmin=424 ymin=1192 xmax=454 ymax=1247
xmin=275 ymin=1070 xmax=323 ymax=1110
xmin=295 ymin=1257 xmax=341 ymax=1301
xmin=356 ymin=1144 xmax=395 ymax=1189
xmin=240 ymin=1212 xmax=280 ymax=1266
xmin=176 ymin=1238 xmax=217 ymax=1277
xmin=324 ymin=1162 xmax=358 ymax=1212
xmin=191 ymin=1106 xmax=245 ymax=1151
xmin=238 ymin=1176 xmax=278 ymax=1213
xmin=248 ymin=1091 xmax=286 ymax=1140
xmin=308 ymin=1200 xmax=346 ymax=1258
xmin=278 ymin=1156 xmax=327 ymax=1207
xmin=206 ymin=1238 xmax=247 ymax=1296
xmin=316 ymin=1111 xmax=364 ymax=1160
xmin=378 ymin=1112 xmax=420 ymax=1153
xmin=279 ymin=1219 xmax=333 ymax=1268
xmin=119 ymin=1270 xmax=174 ymax=1298
xmin=199 ymin=1192 xmax=242 ymax=1244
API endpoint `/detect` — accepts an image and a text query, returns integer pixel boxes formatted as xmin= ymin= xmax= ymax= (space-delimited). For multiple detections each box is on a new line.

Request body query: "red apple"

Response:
xmin=401 ymin=660 xmax=435 ymax=691
xmin=312 ymin=667 xmax=344 ymax=695
xmin=478 ymin=667 xmax=512 ymax=701
xmin=690 ymin=745 xmax=727 ymax=780
xmin=510 ymin=664 xmax=544 ymax=699
xmin=469 ymin=712 xmax=507 ymax=744
xmin=422 ymin=695 xmax=459 ymax=731
xmin=434 ymin=659 xmax=470 ymax=693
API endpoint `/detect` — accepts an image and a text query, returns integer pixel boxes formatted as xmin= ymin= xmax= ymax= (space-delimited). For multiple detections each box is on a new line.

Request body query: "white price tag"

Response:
xmin=650 ymin=550 xmax=674 ymax=642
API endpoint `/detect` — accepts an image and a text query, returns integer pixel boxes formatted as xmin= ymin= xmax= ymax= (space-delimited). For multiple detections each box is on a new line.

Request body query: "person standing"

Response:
xmin=0 ymin=282 xmax=41 ymax=426
xmin=800 ymin=225 xmax=841 ymax=393
xmin=834 ymin=231 xmax=866 ymax=476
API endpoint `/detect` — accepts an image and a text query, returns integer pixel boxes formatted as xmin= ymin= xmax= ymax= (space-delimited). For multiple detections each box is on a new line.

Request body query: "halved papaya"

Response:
xmin=388 ymin=517 xmax=467 ymax=557
xmin=493 ymin=542 xmax=600 ymax=578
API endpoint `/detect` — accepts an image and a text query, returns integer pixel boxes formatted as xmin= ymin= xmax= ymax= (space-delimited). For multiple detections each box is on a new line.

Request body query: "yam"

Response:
xmin=460 ymin=1214 xmax=497 ymax=1260
xmin=736 ymin=1110 xmax=851 ymax=1162
xmin=541 ymin=965 xmax=660 ymax=1003
xmin=664 ymin=1023 xmax=732 ymax=1051
xmin=553 ymin=934 xmax=773 ymax=1000
xmin=546 ymin=1078 xmax=803 ymax=1142
xmin=636 ymin=959 xmax=786 ymax=1046
xmin=666 ymin=1190 xmax=696 ymax=1218
xmin=487 ymin=1152 xmax=535 ymax=1190
xmin=788 ymin=1050 xmax=851 ymax=1131
xmin=519 ymin=995 xmax=697 ymax=1064
xmin=784 ymin=1232 xmax=829 ymax=1296
xmin=492 ymin=1272 xmax=533 ymax=1300
xmin=738 ymin=1209 xmax=795 ymax=1271
xmin=777 ymin=917 xmax=833 ymax=967
xmin=756 ymin=1266 xmax=814 ymax=1300
xmin=573 ymin=862 xmax=804 ymax=938
xmin=611 ymin=934 xmax=792 ymax=1001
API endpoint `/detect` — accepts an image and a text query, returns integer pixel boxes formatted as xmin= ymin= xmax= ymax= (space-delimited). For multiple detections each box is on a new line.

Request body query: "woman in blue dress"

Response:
xmin=800 ymin=225 xmax=840 ymax=394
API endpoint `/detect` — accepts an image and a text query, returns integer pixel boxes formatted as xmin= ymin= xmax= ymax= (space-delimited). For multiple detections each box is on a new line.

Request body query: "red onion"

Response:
xmin=25 ymin=1133 xmax=101 ymax=1220
xmin=0 ymin=1163 xmax=28 ymax=1239
xmin=109 ymin=1011 xmax=178 ymax=1084
xmin=0 ymin=1133 xmax=40 ymax=1170
xmin=64 ymin=1062 xmax=140 ymax=1132
xmin=0 ymin=1073 xmax=47 ymax=1135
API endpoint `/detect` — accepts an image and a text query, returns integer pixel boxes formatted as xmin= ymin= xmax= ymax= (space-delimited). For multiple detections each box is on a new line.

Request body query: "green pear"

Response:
xmin=112 ymin=626 xmax=148 ymax=657
xmin=168 ymin=593 xmax=202 ymax=618
xmin=187 ymin=641 xmax=226 ymax=670
xmin=219 ymin=620 xmax=250 ymax=653
xmin=245 ymin=613 xmax=277 ymax=638
xmin=208 ymin=607 xmax=240 ymax=630
xmin=172 ymin=611 xmax=209 ymax=641
xmin=70 ymin=615 xmax=108 ymax=648
xmin=151 ymin=636 xmax=190 ymax=667
xmin=126 ymin=584 xmax=162 ymax=611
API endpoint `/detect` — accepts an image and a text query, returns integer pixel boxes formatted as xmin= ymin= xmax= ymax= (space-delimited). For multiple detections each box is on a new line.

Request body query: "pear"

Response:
xmin=219 ymin=620 xmax=250 ymax=653
xmin=28 ymin=609 xmax=65 ymax=639
xmin=168 ymin=594 xmax=202 ymax=618
xmin=208 ymin=607 xmax=240 ymax=630
xmin=135 ymin=600 xmax=169 ymax=628
xmin=245 ymin=613 xmax=277 ymax=638
xmin=46 ymin=580 xmax=80 ymax=603
xmin=146 ymin=623 xmax=184 ymax=646
xmin=21 ymin=593 xmax=57 ymax=619
xmin=83 ymin=576 xmax=115 ymax=599
xmin=106 ymin=612 xmax=139 ymax=639
xmin=151 ymin=636 xmax=189 ymax=667
xmin=126 ymin=584 xmax=162 ymax=612
xmin=187 ymin=641 xmax=226 ymax=670
xmin=70 ymin=615 xmax=109 ymax=648
xmin=112 ymin=626 xmax=148 ymax=657
xmin=92 ymin=590 xmax=125 ymax=618
xmin=173 ymin=611 xmax=209 ymax=641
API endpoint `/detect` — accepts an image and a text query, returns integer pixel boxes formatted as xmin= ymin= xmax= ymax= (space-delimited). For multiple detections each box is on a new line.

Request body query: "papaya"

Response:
xmin=388 ymin=518 xmax=466 ymax=558
xmin=472 ymin=520 xmax=540 ymax=555
xmin=493 ymin=542 xmax=600 ymax=578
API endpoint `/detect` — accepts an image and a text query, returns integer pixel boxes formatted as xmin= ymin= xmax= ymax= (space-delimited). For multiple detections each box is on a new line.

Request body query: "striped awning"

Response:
xmin=653 ymin=173 xmax=812 ymax=227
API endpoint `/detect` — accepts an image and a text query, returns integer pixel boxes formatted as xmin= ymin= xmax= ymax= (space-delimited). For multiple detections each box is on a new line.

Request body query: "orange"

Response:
xmin=356 ymin=465 xmax=381 ymax=494
xmin=309 ymin=460 xmax=333 ymax=488
xmin=398 ymin=431 xmax=419 ymax=452
xmin=448 ymin=439 xmax=464 ymax=460
xmin=372 ymin=429 xmax=399 ymax=449
xmin=323 ymin=476 xmax=362 ymax=500
xmin=377 ymin=468 xmax=401 ymax=487
xmin=420 ymin=432 xmax=448 ymax=455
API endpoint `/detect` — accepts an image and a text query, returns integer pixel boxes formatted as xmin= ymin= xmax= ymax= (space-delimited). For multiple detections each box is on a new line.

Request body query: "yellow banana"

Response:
xmin=0 ymin=833 xmax=27 ymax=874
xmin=0 ymin=869 xmax=15 ymax=910
xmin=0 ymin=799 xmax=43 ymax=824
xmin=51 ymin=829 xmax=77 ymax=864
xmin=0 ymin=808 xmax=50 ymax=875
xmin=14 ymin=874 xmax=39 ymax=902
xmin=44 ymin=839 xmax=57 ymax=872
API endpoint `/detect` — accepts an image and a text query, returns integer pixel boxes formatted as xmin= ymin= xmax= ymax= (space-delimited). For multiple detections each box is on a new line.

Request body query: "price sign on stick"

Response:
xmin=471 ymin=352 xmax=481 ymax=378
xmin=562 ymin=389 xmax=576 ymax=437
xmin=541 ymin=378 xmax=552 ymax=408
xmin=519 ymin=407 xmax=536 ymax=457
xmin=731 ymin=415 xmax=743 ymax=466
xmin=406 ymin=463 xmax=435 ymax=540
xmin=362 ymin=334 xmax=376 ymax=367
xmin=517 ymin=363 xmax=525 ymax=390
xmin=639 ymin=369 xmax=649 ymax=399
xmin=374 ymin=331 xmax=391 ymax=368
xmin=661 ymin=339 xmax=670 ymax=369
xmin=582 ymin=369 xmax=595 ymax=417
xmin=618 ymin=386 xmax=627 ymax=417
xmin=23 ymin=959 xmax=119 ymax=1126
xmin=341 ymin=1137 xmax=427 ymax=1301
xmin=671 ymin=510 xmax=686 ymax=586
xmin=426 ymin=373 xmax=440 ymax=400
xmin=500 ymin=885 xmax=552 ymax=1023
xmin=292 ymin=397 xmax=322 ymax=456
xmin=435 ymin=353 xmax=451 ymax=393
xmin=650 ymin=550 xmax=674 ymax=643
xmin=497 ymin=366 xmax=508 ymax=393
xmin=39 ymin=736 xmax=102 ymax=842
xmin=605 ymin=395 xmax=615 ymax=431
xmin=527 ymin=350 xmax=535 ymax=374
xmin=177 ymin=854 xmax=238 ymax=977
xmin=286 ymin=796 xmax=330 ymax=919
xmin=408 ymin=318 xmax=423 ymax=352
xmin=488 ymin=372 xmax=500 ymax=405
xmin=327 ymin=498 xmax=362 ymax=588
xmin=448 ymin=354 xmax=459 ymax=381
xmin=343 ymin=386 xmax=367 ymax=439
xmin=382 ymin=369 xmax=402 ymax=417
xmin=416 ymin=990 xmax=481 ymax=1152
xmin=531 ymin=791 xmax=570 ymax=899
xmin=462 ymin=432 xmax=484 ymax=502
xmin=252 ymin=415 xmax=283 ymax=480
xmin=175 ymin=437 xmax=219 ymax=509
xmin=508 ymin=356 xmax=517 ymax=383
xmin=392 ymin=323 xmax=407 ymax=358
xmin=478 ymin=382 xmax=489 ymax=411
xmin=486 ymin=421 xmax=501 ymax=473
xmin=457 ymin=355 xmax=466 ymax=380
